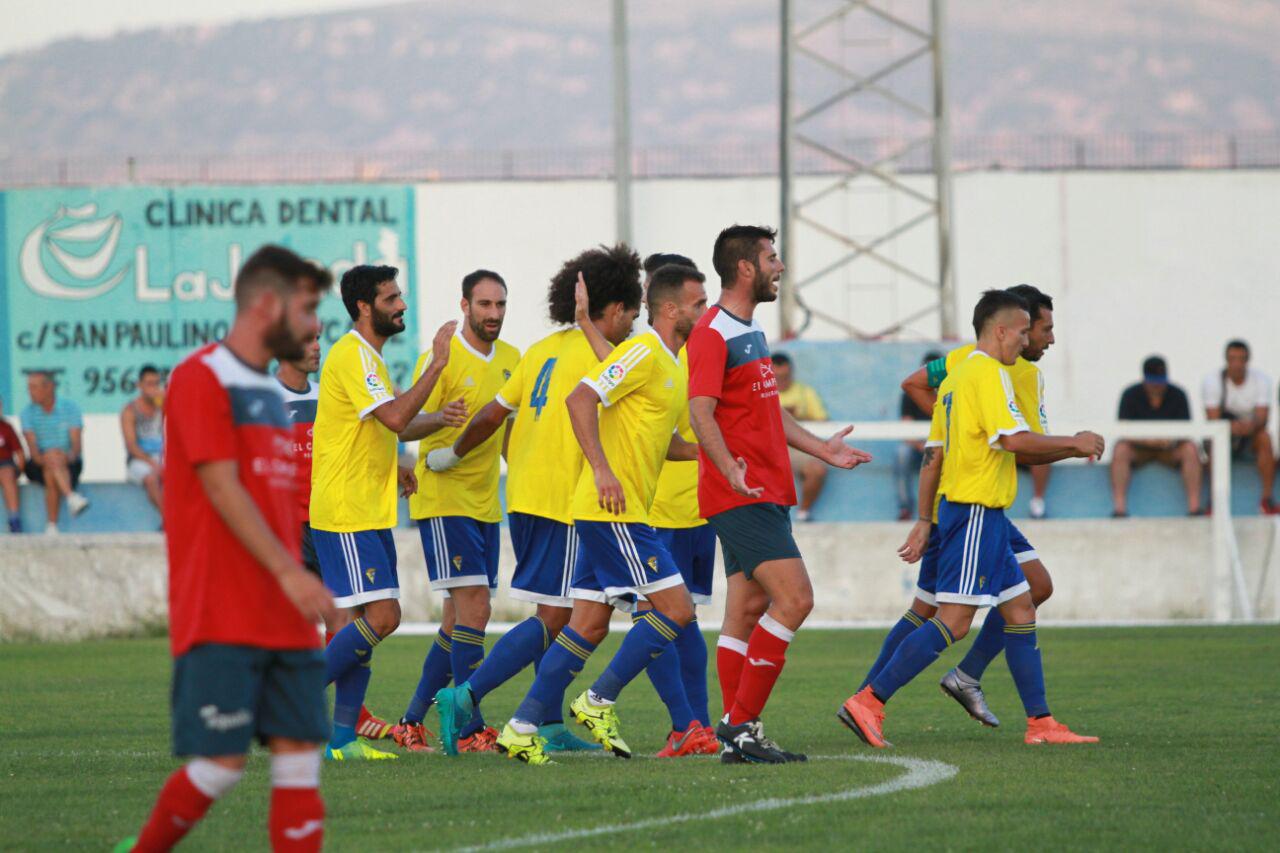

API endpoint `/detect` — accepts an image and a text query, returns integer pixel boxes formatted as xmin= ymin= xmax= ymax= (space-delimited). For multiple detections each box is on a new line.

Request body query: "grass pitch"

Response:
xmin=1 ymin=625 xmax=1277 ymax=851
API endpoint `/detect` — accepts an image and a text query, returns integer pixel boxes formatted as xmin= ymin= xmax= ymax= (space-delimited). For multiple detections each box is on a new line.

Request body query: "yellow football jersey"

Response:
xmin=310 ymin=330 xmax=399 ymax=532
xmin=409 ymin=332 xmax=520 ymax=523
xmin=945 ymin=343 xmax=1047 ymax=434
xmin=936 ymin=349 xmax=1029 ymax=509
xmin=496 ymin=328 xmax=605 ymax=525
xmin=648 ymin=349 xmax=702 ymax=529
xmin=571 ymin=331 xmax=686 ymax=525
xmin=922 ymin=382 xmax=949 ymax=523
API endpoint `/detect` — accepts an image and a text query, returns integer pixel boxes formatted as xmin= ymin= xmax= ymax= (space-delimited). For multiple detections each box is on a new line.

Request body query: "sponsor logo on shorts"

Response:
xmin=646 ymin=556 xmax=658 ymax=574
xmin=978 ymin=575 xmax=986 ymax=589
xmin=199 ymin=704 xmax=252 ymax=732
xmin=365 ymin=567 xmax=377 ymax=583
xmin=452 ymin=555 xmax=463 ymax=570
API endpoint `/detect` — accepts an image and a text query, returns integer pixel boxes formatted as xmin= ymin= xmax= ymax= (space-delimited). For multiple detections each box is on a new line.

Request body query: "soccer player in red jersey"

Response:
xmin=116 ymin=246 xmax=337 ymax=852
xmin=687 ymin=225 xmax=872 ymax=763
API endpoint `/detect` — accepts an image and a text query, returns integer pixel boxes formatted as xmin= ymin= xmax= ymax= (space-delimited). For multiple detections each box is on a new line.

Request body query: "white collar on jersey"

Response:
xmin=455 ymin=326 xmax=496 ymax=362
xmin=348 ymin=329 xmax=387 ymax=366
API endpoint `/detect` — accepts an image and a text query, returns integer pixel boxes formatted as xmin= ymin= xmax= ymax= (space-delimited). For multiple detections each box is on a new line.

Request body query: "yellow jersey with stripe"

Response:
xmin=945 ymin=343 xmax=1047 ymax=433
xmin=935 ymin=349 xmax=1029 ymax=509
xmin=310 ymin=330 xmax=399 ymax=532
xmin=572 ymin=331 xmax=686 ymax=525
xmin=648 ymin=348 xmax=701 ymax=529
xmin=496 ymin=328 xmax=605 ymax=525
xmin=409 ymin=332 xmax=520 ymax=523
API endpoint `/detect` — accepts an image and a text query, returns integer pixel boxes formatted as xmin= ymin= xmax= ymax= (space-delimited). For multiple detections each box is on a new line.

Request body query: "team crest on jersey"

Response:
xmin=452 ymin=555 xmax=463 ymax=570
xmin=502 ymin=369 xmax=512 ymax=380
xmin=464 ymin=376 xmax=476 ymax=387
xmin=646 ymin=556 xmax=659 ymax=574
xmin=598 ymin=362 xmax=629 ymax=391
xmin=365 ymin=371 xmax=387 ymax=396
xmin=365 ymin=567 xmax=377 ymax=583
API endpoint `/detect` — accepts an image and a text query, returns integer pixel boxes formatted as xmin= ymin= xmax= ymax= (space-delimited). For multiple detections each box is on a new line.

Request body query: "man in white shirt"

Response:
xmin=1202 ymin=339 xmax=1275 ymax=515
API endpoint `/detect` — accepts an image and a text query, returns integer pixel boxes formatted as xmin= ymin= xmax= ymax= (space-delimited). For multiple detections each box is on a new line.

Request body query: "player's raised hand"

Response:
xmin=280 ymin=567 xmax=337 ymax=625
xmin=821 ymin=425 xmax=874 ymax=469
xmin=398 ymin=464 xmax=418 ymax=497
xmin=1073 ymin=430 xmax=1105 ymax=460
xmin=432 ymin=320 xmax=458 ymax=365
xmin=439 ymin=398 xmax=469 ymax=428
xmin=728 ymin=456 xmax=765 ymax=499
xmin=593 ymin=465 xmax=626 ymax=515
xmin=897 ymin=519 xmax=931 ymax=564
xmin=574 ymin=271 xmax=591 ymax=323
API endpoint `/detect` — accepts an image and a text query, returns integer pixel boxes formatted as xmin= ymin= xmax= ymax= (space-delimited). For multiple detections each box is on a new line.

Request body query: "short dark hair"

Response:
xmin=922 ymin=350 xmax=943 ymax=365
xmin=643 ymin=253 xmax=695 ymax=275
xmin=1226 ymin=339 xmax=1250 ymax=357
xmin=547 ymin=244 xmax=642 ymax=324
xmin=139 ymin=364 xmax=161 ymax=380
xmin=771 ymin=352 xmax=792 ymax=368
xmin=646 ymin=264 xmax=704 ymax=314
xmin=462 ymin=269 xmax=506 ymax=301
xmin=1143 ymin=355 xmax=1168 ymax=378
xmin=712 ymin=225 xmax=777 ymax=284
xmin=1005 ymin=283 xmax=1053 ymax=323
xmin=340 ymin=265 xmax=399 ymax=321
xmin=235 ymin=245 xmax=333 ymax=311
xmin=972 ymin=289 xmax=1029 ymax=338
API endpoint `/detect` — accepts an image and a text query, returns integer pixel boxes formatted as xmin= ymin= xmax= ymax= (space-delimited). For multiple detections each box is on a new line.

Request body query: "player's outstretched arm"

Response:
xmin=780 ymin=409 xmax=873 ymax=469
xmin=195 ymin=460 xmax=336 ymax=624
xmin=397 ymin=398 xmax=468 ymax=442
xmin=898 ymin=445 xmax=941 ymax=564
xmin=1001 ymin=430 xmax=1104 ymax=461
xmin=566 ymin=382 xmax=625 ymax=514
xmin=428 ymin=399 xmax=511 ymax=472
xmin=689 ymin=396 xmax=763 ymax=498
xmin=902 ymin=364 xmax=937 ymax=415
xmin=665 ymin=432 xmax=698 ymax=462
xmin=370 ymin=320 xmax=457 ymax=433
xmin=575 ymin=272 xmax=614 ymax=361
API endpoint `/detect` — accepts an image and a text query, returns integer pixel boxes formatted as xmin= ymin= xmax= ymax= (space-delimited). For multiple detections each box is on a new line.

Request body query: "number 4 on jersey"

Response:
xmin=530 ymin=357 xmax=557 ymax=419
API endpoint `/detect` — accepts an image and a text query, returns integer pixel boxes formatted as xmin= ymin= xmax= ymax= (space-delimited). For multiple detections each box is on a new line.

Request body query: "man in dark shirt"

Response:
xmin=1110 ymin=356 xmax=1202 ymax=516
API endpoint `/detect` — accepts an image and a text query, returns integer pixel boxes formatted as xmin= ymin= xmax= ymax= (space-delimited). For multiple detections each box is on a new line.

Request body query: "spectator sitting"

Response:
xmin=20 ymin=371 xmax=89 ymax=533
xmin=1202 ymin=339 xmax=1276 ymax=515
xmin=0 ymin=396 xmax=26 ymax=532
xmin=121 ymin=365 xmax=165 ymax=512
xmin=774 ymin=352 xmax=828 ymax=522
xmin=895 ymin=350 xmax=942 ymax=521
xmin=1110 ymin=356 xmax=1203 ymax=517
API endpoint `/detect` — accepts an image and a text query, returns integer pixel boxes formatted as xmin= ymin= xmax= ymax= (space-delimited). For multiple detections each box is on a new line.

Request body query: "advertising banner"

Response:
xmin=0 ymin=183 xmax=417 ymax=413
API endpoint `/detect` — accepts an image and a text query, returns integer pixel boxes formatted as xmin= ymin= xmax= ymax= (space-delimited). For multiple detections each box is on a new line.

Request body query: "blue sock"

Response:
xmin=860 ymin=610 xmax=927 ymax=690
xmin=403 ymin=631 xmax=453 ymax=724
xmin=331 ymin=661 xmax=372 ymax=749
xmin=466 ymin=616 xmax=549 ymax=701
xmin=325 ymin=617 xmax=381 ymax=685
xmin=592 ymin=610 xmax=681 ymax=703
xmin=869 ymin=617 xmax=955 ymax=703
xmin=637 ymin=613 xmax=696 ymax=731
xmin=512 ymin=627 xmax=595 ymax=726
xmin=1003 ymin=622 xmax=1050 ymax=718
xmin=451 ymin=625 xmax=488 ymax=737
xmin=674 ymin=618 xmax=710 ymax=726
xmin=957 ymin=609 xmax=1007 ymax=681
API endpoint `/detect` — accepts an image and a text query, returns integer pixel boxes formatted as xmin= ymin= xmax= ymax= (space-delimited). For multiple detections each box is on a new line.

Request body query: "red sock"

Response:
xmin=728 ymin=615 xmax=794 ymax=725
xmin=269 ymin=787 xmax=325 ymax=852
xmin=715 ymin=635 xmax=748 ymax=719
xmin=133 ymin=767 xmax=216 ymax=852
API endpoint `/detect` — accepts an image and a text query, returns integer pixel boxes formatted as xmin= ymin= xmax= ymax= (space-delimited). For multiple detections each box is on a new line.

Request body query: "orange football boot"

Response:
xmin=388 ymin=720 xmax=436 ymax=753
xmin=657 ymin=722 xmax=705 ymax=758
xmin=1025 ymin=716 xmax=1099 ymax=744
xmin=356 ymin=707 xmax=393 ymax=740
xmin=458 ymin=725 xmax=500 ymax=753
xmin=694 ymin=725 xmax=722 ymax=755
xmin=837 ymin=686 xmax=890 ymax=748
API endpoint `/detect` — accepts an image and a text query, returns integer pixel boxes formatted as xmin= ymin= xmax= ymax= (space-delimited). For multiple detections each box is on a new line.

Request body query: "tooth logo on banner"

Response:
xmin=19 ymin=203 xmax=131 ymax=300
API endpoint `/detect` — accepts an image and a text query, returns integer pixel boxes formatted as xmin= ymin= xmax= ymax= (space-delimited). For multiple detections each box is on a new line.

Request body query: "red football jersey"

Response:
xmin=278 ymin=378 xmax=319 ymax=523
xmin=163 ymin=343 xmax=319 ymax=657
xmin=686 ymin=305 xmax=795 ymax=517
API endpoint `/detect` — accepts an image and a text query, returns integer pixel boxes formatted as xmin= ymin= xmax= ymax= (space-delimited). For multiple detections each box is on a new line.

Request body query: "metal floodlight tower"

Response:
xmin=779 ymin=0 xmax=957 ymax=339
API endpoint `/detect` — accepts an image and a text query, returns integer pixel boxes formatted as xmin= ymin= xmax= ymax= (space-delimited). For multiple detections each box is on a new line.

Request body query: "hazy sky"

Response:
xmin=0 ymin=0 xmax=391 ymax=57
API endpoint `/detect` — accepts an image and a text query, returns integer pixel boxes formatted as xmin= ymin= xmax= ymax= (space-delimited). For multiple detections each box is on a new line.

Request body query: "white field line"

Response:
xmin=452 ymin=753 xmax=959 ymax=852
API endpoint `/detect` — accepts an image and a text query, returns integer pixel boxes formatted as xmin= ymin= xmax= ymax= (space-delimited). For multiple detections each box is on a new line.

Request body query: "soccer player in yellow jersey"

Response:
xmin=380 ymin=270 xmax=520 ymax=754
xmin=876 ymin=285 xmax=1061 ymax=725
xmin=310 ymin=264 xmax=455 ymax=760
xmin=431 ymin=245 xmax=642 ymax=755
xmin=492 ymin=264 xmax=708 ymax=765
xmin=840 ymin=289 xmax=1105 ymax=747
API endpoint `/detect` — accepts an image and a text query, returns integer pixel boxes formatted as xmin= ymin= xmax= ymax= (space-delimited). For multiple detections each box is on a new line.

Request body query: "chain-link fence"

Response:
xmin=2 ymin=132 xmax=1277 ymax=188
